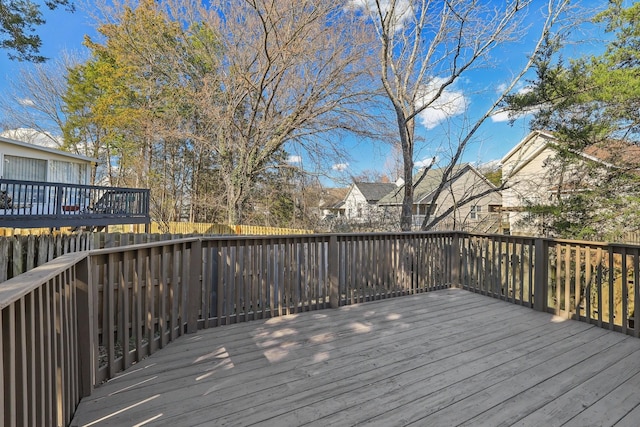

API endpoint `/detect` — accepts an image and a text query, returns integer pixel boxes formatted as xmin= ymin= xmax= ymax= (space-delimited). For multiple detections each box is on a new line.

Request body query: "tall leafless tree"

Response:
xmin=351 ymin=0 xmax=574 ymax=230
xmin=0 ymin=52 xmax=80 ymax=148
xmin=187 ymin=0 xmax=379 ymax=224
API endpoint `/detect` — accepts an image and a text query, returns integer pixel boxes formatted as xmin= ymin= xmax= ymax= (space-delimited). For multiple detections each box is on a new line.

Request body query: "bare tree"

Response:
xmin=351 ymin=0 xmax=574 ymax=230
xmin=185 ymin=0 xmax=379 ymax=224
xmin=81 ymin=0 xmax=379 ymax=225
xmin=352 ymin=169 xmax=392 ymax=183
xmin=0 ymin=52 xmax=80 ymax=148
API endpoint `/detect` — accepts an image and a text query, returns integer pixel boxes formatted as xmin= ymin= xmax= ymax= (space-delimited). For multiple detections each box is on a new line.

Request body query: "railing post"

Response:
xmin=534 ymin=238 xmax=549 ymax=312
xmin=186 ymin=239 xmax=203 ymax=333
xmin=451 ymin=233 xmax=461 ymax=288
xmin=54 ymin=183 xmax=63 ymax=216
xmin=75 ymin=255 xmax=94 ymax=397
xmin=328 ymin=235 xmax=340 ymax=308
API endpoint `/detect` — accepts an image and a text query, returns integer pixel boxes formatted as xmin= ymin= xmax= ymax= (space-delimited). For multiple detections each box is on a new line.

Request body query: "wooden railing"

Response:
xmin=458 ymin=234 xmax=640 ymax=335
xmin=541 ymin=238 xmax=640 ymax=335
xmin=459 ymin=234 xmax=536 ymax=307
xmin=0 ymin=252 xmax=92 ymax=427
xmin=2 ymin=231 xmax=640 ymax=425
xmin=0 ymin=232 xmax=204 ymax=284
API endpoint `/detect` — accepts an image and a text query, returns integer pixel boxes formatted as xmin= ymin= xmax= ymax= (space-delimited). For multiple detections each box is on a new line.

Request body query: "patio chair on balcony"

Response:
xmin=0 ymin=190 xmax=12 ymax=209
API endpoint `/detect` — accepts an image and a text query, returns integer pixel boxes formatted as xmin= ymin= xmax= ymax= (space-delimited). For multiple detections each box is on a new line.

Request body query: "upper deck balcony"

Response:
xmin=0 ymin=178 xmax=150 ymax=229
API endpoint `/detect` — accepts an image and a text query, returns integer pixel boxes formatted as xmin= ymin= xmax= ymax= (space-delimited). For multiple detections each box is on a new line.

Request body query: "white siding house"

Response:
xmin=500 ymin=130 xmax=638 ymax=236
xmin=343 ymin=182 xmax=398 ymax=223
xmin=501 ymin=131 xmax=559 ymax=235
xmin=0 ymin=136 xmax=96 ymax=185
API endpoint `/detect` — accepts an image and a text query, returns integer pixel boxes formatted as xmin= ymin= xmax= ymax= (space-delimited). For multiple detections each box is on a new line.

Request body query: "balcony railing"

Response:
xmin=0 ymin=178 xmax=150 ymax=228
xmin=2 ymin=231 xmax=640 ymax=425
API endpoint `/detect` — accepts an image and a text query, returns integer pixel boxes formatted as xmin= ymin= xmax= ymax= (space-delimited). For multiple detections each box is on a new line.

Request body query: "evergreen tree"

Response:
xmin=1 ymin=0 xmax=74 ymax=62
xmin=506 ymin=1 xmax=640 ymax=241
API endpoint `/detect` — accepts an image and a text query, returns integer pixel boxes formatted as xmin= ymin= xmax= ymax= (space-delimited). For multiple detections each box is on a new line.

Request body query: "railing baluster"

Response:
xmin=634 ymin=249 xmax=640 ymax=338
xmin=622 ymin=247 xmax=629 ymax=334
xmin=609 ymin=247 xmax=615 ymax=329
xmin=0 ymin=304 xmax=5 ymax=427
xmin=585 ymin=247 xmax=592 ymax=324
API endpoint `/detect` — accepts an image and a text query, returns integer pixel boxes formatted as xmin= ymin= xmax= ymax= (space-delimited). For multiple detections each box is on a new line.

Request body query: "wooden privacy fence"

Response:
xmin=0 ymin=232 xmax=194 ymax=283
xmin=148 ymin=221 xmax=313 ymax=236
xmin=3 ymin=231 xmax=640 ymax=426
xmin=0 ymin=225 xmax=313 ymax=284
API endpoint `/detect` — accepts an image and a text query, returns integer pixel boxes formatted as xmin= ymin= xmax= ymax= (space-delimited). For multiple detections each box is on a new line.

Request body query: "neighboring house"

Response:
xmin=501 ymin=130 xmax=558 ymax=236
xmin=318 ymin=187 xmax=348 ymax=220
xmin=378 ymin=163 xmax=502 ymax=232
xmin=501 ymin=130 xmax=640 ymax=236
xmin=1 ymin=135 xmax=95 ymax=184
xmin=343 ymin=181 xmax=398 ymax=223
xmin=0 ymin=135 xmax=150 ymax=229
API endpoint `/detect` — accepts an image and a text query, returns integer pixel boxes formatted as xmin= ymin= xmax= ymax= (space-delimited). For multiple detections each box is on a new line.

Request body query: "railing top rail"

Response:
xmin=0 ymin=251 xmax=89 ymax=310
xmin=460 ymin=231 xmax=640 ymax=249
xmin=48 ymin=231 xmax=465 ymax=258
xmin=495 ymin=232 xmax=640 ymax=249
xmin=89 ymin=236 xmax=203 ymax=255
xmin=0 ymin=178 xmax=149 ymax=193
xmin=194 ymin=230 xmax=463 ymax=241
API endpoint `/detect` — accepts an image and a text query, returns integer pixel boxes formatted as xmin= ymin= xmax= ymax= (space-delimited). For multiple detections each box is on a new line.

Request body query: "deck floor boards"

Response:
xmin=71 ymin=288 xmax=640 ymax=427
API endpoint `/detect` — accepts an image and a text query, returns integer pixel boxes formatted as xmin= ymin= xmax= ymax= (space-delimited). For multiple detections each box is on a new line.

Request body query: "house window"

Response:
xmin=51 ymin=160 xmax=87 ymax=184
xmin=3 ymin=155 xmax=46 ymax=181
xmin=3 ymin=155 xmax=47 ymax=205
xmin=470 ymin=205 xmax=482 ymax=220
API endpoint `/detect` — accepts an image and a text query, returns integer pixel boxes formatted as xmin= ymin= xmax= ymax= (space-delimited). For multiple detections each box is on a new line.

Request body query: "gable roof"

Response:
xmin=502 ymin=130 xmax=640 ymax=176
xmin=0 ymin=135 xmax=97 ymax=163
xmin=319 ymin=187 xmax=348 ymax=209
xmin=582 ymin=141 xmax=640 ymax=169
xmin=501 ymin=130 xmax=556 ymax=166
xmin=352 ymin=182 xmax=398 ymax=203
xmin=378 ymin=163 xmax=489 ymax=206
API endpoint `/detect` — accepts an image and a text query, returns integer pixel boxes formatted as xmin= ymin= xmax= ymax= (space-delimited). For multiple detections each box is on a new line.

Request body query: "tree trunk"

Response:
xmin=397 ymin=108 xmax=414 ymax=231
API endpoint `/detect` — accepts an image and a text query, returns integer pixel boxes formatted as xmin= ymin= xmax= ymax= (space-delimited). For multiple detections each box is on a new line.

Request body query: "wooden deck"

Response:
xmin=71 ymin=288 xmax=640 ymax=427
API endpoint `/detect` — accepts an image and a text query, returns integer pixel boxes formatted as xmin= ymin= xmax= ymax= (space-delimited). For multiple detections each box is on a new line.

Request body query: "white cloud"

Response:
xmin=414 ymin=157 xmax=436 ymax=168
xmin=491 ymin=83 xmax=537 ymax=122
xmin=347 ymin=0 xmax=413 ymax=31
xmin=477 ymin=159 xmax=501 ymax=171
xmin=491 ymin=104 xmax=541 ymax=123
xmin=0 ymin=128 xmax=61 ymax=148
xmin=332 ymin=163 xmax=349 ymax=172
xmin=287 ymin=155 xmax=302 ymax=164
xmin=496 ymin=81 xmax=534 ymax=96
xmin=491 ymin=110 xmax=512 ymax=123
xmin=517 ymin=86 xmax=534 ymax=95
xmin=417 ymin=77 xmax=468 ymax=130
xmin=18 ymin=98 xmax=35 ymax=107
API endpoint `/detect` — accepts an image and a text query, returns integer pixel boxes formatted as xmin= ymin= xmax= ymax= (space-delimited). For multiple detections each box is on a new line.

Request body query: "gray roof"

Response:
xmin=319 ymin=188 xmax=349 ymax=209
xmin=0 ymin=135 xmax=98 ymax=163
xmin=353 ymin=182 xmax=398 ymax=202
xmin=378 ymin=164 xmax=475 ymax=206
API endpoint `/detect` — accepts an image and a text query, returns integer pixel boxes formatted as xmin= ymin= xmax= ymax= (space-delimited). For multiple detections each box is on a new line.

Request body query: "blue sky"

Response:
xmin=0 ymin=0 xmax=613 ymax=185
